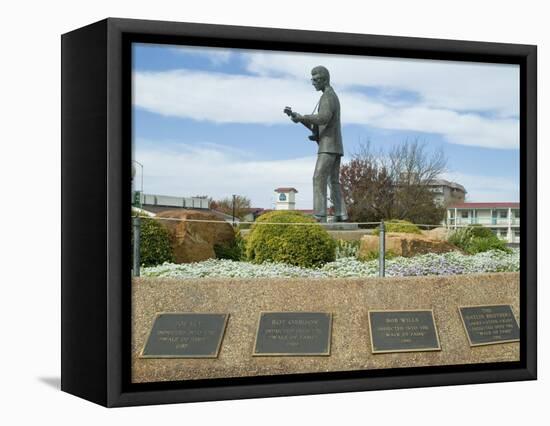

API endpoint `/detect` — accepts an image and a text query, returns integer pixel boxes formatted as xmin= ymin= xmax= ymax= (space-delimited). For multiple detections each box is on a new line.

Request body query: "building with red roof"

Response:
xmin=447 ymin=202 xmax=520 ymax=243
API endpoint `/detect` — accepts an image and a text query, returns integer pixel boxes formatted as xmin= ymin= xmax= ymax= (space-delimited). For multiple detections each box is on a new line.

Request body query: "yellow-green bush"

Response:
xmin=246 ymin=211 xmax=336 ymax=267
xmin=132 ymin=216 xmax=175 ymax=267
xmin=372 ymin=219 xmax=421 ymax=235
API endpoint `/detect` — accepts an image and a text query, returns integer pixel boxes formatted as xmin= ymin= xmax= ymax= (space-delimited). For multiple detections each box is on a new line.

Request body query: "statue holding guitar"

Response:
xmin=283 ymin=106 xmax=319 ymax=143
xmin=283 ymin=65 xmax=348 ymax=223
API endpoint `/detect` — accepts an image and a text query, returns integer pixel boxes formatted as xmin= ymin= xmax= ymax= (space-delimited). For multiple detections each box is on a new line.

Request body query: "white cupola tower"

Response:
xmin=274 ymin=187 xmax=298 ymax=210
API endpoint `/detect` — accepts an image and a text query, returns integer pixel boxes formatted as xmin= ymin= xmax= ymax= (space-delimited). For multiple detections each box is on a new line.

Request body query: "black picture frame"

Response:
xmin=61 ymin=17 xmax=537 ymax=407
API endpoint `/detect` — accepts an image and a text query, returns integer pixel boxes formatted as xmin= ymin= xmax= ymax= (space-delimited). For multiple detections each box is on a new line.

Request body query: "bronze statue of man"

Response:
xmin=286 ymin=66 xmax=348 ymax=222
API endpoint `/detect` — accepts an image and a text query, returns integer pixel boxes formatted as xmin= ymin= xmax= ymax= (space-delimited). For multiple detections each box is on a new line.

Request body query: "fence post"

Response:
xmin=232 ymin=194 xmax=236 ymax=228
xmin=379 ymin=220 xmax=385 ymax=277
xmin=133 ymin=216 xmax=141 ymax=277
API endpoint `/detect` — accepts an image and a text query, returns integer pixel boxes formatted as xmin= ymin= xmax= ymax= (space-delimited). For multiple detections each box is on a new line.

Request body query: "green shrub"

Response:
xmin=447 ymin=227 xmax=471 ymax=249
xmin=132 ymin=216 xmax=175 ymax=267
xmin=335 ymin=239 xmax=360 ymax=259
xmin=246 ymin=211 xmax=336 ymax=267
xmin=359 ymin=249 xmax=398 ymax=261
xmin=466 ymin=237 xmax=510 ymax=254
xmin=467 ymin=224 xmax=495 ymax=239
xmin=214 ymin=229 xmax=246 ymax=261
xmin=448 ymin=226 xmax=510 ymax=254
xmin=373 ymin=219 xmax=421 ymax=235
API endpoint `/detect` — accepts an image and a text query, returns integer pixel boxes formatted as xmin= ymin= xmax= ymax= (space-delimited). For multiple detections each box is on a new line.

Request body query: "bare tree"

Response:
xmin=211 ymin=195 xmax=252 ymax=220
xmin=340 ymin=140 xmax=447 ymax=224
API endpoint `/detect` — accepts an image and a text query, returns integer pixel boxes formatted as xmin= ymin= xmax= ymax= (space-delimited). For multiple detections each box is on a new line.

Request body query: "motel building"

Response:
xmin=446 ymin=202 xmax=520 ymax=244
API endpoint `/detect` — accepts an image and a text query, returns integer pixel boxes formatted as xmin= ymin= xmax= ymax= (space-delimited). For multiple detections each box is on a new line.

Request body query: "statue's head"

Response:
xmin=311 ymin=66 xmax=330 ymax=91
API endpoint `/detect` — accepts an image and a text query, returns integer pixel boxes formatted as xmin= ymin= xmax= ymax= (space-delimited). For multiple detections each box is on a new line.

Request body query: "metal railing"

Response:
xmin=378 ymin=221 xmax=385 ymax=278
xmin=133 ymin=216 xmax=141 ymax=277
xmin=448 ymin=218 xmax=521 ymax=226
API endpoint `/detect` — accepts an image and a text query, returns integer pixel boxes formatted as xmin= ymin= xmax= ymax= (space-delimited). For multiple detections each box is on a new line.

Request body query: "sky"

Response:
xmin=132 ymin=43 xmax=520 ymax=209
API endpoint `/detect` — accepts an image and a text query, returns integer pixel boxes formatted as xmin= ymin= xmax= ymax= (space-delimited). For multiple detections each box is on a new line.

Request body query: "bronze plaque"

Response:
xmin=253 ymin=312 xmax=332 ymax=356
xmin=459 ymin=305 xmax=520 ymax=346
xmin=369 ymin=310 xmax=441 ymax=353
xmin=141 ymin=313 xmax=229 ymax=358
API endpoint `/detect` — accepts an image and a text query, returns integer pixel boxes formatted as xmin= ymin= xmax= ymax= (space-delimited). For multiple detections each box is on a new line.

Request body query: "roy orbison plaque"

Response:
xmin=141 ymin=313 xmax=229 ymax=358
xmin=253 ymin=312 xmax=332 ymax=356
xmin=368 ymin=310 xmax=441 ymax=354
xmin=459 ymin=305 xmax=520 ymax=346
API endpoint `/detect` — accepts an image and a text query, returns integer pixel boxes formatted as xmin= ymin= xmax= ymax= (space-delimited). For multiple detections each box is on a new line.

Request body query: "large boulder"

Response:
xmin=359 ymin=232 xmax=459 ymax=258
xmin=422 ymin=227 xmax=451 ymax=241
xmin=156 ymin=210 xmax=235 ymax=263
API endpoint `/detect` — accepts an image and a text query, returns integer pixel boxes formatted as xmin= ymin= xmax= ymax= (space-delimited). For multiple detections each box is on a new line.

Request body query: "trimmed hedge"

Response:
xmin=373 ymin=219 xmax=421 ymax=235
xmin=246 ymin=211 xmax=336 ymax=267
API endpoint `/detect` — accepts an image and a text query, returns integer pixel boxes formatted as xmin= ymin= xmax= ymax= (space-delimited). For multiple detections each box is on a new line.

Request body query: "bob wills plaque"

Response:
xmin=459 ymin=305 xmax=520 ymax=346
xmin=369 ymin=310 xmax=441 ymax=354
xmin=141 ymin=313 xmax=229 ymax=358
xmin=253 ymin=312 xmax=332 ymax=356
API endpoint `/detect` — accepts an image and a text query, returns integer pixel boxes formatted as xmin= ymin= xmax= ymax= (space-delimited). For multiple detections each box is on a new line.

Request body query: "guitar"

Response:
xmin=284 ymin=106 xmax=319 ymax=143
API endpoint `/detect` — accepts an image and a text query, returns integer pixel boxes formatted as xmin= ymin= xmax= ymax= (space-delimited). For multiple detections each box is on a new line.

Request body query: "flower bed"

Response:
xmin=141 ymin=249 xmax=519 ymax=279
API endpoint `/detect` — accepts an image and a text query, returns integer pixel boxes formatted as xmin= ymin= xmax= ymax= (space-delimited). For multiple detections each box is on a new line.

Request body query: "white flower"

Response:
xmin=141 ymin=249 xmax=519 ymax=279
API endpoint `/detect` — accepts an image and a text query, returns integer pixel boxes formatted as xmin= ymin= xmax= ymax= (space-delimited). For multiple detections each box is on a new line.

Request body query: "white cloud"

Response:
xmin=170 ymin=45 xmax=233 ymax=65
xmin=246 ymin=51 xmax=519 ymax=117
xmin=134 ymin=69 xmax=316 ymax=124
xmin=135 ymin=140 xmax=316 ymax=209
xmin=134 ymin=69 xmax=519 ymax=149
xmin=443 ymin=172 xmax=519 ymax=202
xmin=370 ymin=105 xmax=518 ymax=149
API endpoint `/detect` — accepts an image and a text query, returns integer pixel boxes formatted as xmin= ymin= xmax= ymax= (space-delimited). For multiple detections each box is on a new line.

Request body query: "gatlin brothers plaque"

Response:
xmin=459 ymin=305 xmax=520 ymax=346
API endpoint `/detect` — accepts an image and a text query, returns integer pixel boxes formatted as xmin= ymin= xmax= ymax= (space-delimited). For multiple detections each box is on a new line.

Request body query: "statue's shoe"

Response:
xmin=334 ymin=214 xmax=348 ymax=222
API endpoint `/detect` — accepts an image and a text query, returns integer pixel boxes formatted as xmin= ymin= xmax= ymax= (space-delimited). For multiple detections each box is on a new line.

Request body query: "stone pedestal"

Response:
xmin=321 ymin=222 xmax=359 ymax=231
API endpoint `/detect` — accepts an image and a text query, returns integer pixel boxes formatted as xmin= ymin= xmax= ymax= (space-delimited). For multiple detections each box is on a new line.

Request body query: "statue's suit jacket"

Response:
xmin=301 ymin=85 xmax=344 ymax=156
